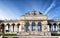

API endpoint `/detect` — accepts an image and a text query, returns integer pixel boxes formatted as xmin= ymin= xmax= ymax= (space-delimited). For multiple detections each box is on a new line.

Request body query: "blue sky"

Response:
xmin=0 ymin=0 xmax=60 ymax=20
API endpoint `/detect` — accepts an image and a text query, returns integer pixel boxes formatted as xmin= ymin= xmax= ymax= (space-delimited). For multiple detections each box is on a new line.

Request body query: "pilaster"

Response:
xmin=35 ymin=22 xmax=38 ymax=32
xmin=20 ymin=21 xmax=25 ymax=32
xmin=29 ymin=21 xmax=32 ymax=32
xmin=41 ymin=21 xmax=48 ymax=32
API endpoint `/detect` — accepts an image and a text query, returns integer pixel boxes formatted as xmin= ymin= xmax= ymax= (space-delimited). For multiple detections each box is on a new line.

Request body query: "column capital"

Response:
xmin=35 ymin=22 xmax=38 ymax=25
xmin=29 ymin=21 xmax=32 ymax=24
xmin=57 ymin=23 xmax=59 ymax=25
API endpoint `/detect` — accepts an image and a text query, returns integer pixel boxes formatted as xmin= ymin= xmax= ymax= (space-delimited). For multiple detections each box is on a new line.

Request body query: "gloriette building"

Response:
xmin=0 ymin=10 xmax=60 ymax=36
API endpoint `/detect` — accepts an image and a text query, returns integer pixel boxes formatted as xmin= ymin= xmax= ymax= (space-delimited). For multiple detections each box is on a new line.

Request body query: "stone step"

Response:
xmin=0 ymin=36 xmax=59 ymax=38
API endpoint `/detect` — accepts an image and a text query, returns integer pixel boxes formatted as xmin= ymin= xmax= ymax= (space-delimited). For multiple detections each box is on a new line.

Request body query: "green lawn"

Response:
xmin=0 ymin=34 xmax=16 ymax=36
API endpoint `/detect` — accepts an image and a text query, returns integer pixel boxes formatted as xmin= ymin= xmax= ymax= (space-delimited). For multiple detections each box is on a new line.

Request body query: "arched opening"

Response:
xmin=48 ymin=23 xmax=52 ymax=31
xmin=25 ymin=21 xmax=30 ymax=32
xmin=38 ymin=22 xmax=42 ymax=31
xmin=1 ymin=24 xmax=5 ymax=33
xmin=32 ymin=21 xmax=36 ymax=31
xmin=53 ymin=23 xmax=57 ymax=31
xmin=12 ymin=23 xmax=15 ymax=32
xmin=17 ymin=23 xmax=20 ymax=32
xmin=5 ymin=23 xmax=10 ymax=32
xmin=59 ymin=23 xmax=60 ymax=31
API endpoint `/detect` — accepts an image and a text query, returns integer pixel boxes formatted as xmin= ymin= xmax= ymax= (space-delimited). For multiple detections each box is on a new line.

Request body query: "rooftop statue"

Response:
xmin=31 ymin=9 xmax=36 ymax=15
xmin=25 ymin=9 xmax=43 ymax=16
xmin=39 ymin=12 xmax=42 ymax=15
xmin=25 ymin=11 xmax=30 ymax=15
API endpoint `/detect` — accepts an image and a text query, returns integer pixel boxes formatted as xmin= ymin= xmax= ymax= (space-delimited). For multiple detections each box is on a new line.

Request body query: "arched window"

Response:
xmin=38 ymin=22 xmax=42 ymax=31
xmin=32 ymin=21 xmax=36 ymax=31
xmin=25 ymin=21 xmax=30 ymax=32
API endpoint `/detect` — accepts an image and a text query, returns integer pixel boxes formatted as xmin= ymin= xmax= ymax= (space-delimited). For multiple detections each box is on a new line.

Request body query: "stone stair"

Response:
xmin=0 ymin=36 xmax=59 ymax=38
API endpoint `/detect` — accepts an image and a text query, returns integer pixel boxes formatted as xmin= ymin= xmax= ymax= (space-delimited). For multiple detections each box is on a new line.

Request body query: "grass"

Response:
xmin=0 ymin=34 xmax=16 ymax=36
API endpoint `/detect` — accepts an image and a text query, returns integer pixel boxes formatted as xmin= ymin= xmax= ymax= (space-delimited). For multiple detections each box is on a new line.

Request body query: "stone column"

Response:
xmin=49 ymin=25 xmax=50 ymax=31
xmin=56 ymin=25 xmax=57 ymax=31
xmin=48 ymin=25 xmax=49 ymax=31
xmin=4 ymin=24 xmax=6 ymax=33
xmin=35 ymin=22 xmax=38 ymax=32
xmin=4 ymin=24 xmax=7 ymax=33
xmin=57 ymin=25 xmax=59 ymax=33
xmin=29 ymin=21 xmax=32 ymax=32
xmin=53 ymin=25 xmax=55 ymax=31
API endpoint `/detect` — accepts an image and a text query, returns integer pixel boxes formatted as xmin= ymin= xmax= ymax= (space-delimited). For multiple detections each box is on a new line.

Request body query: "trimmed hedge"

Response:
xmin=0 ymin=34 xmax=60 ymax=36
xmin=51 ymin=33 xmax=60 ymax=36
xmin=0 ymin=34 xmax=1 ymax=36
xmin=0 ymin=34 xmax=16 ymax=36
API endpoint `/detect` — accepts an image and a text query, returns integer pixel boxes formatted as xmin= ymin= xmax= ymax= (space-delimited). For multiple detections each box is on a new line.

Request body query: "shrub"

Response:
xmin=0 ymin=34 xmax=16 ymax=36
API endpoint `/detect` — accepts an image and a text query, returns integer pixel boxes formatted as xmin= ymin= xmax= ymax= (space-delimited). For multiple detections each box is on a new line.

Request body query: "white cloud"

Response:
xmin=44 ymin=0 xmax=56 ymax=15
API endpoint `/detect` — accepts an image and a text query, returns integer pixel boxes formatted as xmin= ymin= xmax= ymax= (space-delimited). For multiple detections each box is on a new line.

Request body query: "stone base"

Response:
xmin=17 ymin=32 xmax=51 ymax=36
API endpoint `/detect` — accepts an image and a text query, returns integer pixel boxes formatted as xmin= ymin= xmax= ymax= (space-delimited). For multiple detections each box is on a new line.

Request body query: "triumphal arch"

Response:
xmin=0 ymin=10 xmax=51 ymax=36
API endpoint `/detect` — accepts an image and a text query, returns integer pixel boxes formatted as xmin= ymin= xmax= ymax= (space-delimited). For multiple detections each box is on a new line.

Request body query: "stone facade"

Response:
xmin=0 ymin=10 xmax=60 ymax=36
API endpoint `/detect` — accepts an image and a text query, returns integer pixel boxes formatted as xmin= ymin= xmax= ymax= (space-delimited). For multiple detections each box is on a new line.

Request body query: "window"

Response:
xmin=25 ymin=21 xmax=30 ymax=32
xmin=38 ymin=22 xmax=42 ymax=31
xmin=32 ymin=21 xmax=36 ymax=31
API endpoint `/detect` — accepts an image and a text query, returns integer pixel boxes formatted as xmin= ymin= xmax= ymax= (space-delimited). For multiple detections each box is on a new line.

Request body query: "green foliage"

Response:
xmin=0 ymin=34 xmax=1 ymax=36
xmin=0 ymin=34 xmax=16 ymax=36
xmin=51 ymin=33 xmax=60 ymax=36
